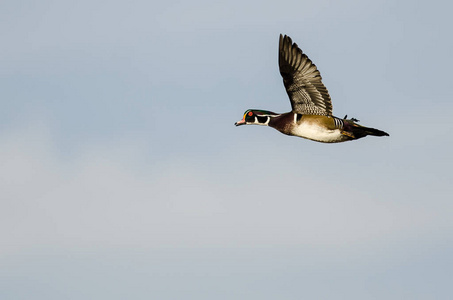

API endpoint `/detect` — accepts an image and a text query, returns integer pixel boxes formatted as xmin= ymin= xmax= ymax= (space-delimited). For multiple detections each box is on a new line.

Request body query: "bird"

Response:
xmin=235 ymin=34 xmax=389 ymax=143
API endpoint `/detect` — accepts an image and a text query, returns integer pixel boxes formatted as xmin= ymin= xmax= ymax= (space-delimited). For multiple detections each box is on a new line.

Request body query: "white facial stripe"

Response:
xmin=247 ymin=115 xmax=271 ymax=126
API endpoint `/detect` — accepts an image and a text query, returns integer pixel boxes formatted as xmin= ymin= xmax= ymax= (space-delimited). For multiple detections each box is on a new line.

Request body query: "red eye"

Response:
xmin=248 ymin=111 xmax=253 ymax=116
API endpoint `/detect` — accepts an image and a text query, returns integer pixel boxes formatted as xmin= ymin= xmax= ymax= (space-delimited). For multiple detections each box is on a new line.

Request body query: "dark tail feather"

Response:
xmin=352 ymin=125 xmax=389 ymax=139
xmin=363 ymin=127 xmax=389 ymax=137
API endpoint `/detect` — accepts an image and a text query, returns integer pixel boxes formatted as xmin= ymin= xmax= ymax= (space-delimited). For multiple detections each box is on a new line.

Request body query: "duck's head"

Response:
xmin=235 ymin=109 xmax=279 ymax=126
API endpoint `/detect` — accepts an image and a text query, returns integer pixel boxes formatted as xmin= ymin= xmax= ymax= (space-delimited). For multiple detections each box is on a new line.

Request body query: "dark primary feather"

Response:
xmin=278 ymin=34 xmax=333 ymax=116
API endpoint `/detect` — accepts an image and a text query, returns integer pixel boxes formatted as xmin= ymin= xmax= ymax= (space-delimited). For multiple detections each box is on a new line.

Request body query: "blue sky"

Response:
xmin=1 ymin=0 xmax=452 ymax=299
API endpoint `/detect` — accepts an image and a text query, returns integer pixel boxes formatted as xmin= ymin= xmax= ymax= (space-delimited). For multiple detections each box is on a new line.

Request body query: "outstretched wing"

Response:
xmin=279 ymin=34 xmax=333 ymax=116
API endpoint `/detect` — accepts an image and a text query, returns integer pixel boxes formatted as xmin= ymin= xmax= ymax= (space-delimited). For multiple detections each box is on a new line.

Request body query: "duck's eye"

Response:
xmin=245 ymin=114 xmax=255 ymax=122
xmin=248 ymin=111 xmax=253 ymax=116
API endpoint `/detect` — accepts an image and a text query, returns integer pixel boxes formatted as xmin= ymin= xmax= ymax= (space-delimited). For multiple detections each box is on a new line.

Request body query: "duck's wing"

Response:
xmin=279 ymin=34 xmax=333 ymax=116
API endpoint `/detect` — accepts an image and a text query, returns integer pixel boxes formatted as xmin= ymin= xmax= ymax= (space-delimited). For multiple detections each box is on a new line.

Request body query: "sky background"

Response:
xmin=1 ymin=0 xmax=453 ymax=299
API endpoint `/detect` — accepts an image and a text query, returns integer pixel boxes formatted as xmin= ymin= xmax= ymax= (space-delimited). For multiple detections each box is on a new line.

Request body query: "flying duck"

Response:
xmin=235 ymin=34 xmax=389 ymax=143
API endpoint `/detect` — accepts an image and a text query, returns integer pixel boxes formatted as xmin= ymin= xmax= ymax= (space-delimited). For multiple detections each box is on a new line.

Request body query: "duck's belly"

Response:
xmin=290 ymin=123 xmax=347 ymax=143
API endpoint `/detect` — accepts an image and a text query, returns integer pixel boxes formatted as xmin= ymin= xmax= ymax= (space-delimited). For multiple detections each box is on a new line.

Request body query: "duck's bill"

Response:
xmin=235 ymin=119 xmax=246 ymax=126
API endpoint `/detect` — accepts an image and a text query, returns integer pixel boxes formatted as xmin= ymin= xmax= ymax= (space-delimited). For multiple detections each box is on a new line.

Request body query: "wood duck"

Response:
xmin=235 ymin=34 xmax=389 ymax=143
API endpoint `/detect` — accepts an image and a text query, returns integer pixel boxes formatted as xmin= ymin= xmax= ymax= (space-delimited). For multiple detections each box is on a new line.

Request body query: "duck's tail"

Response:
xmin=341 ymin=117 xmax=389 ymax=140
xmin=351 ymin=124 xmax=389 ymax=139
